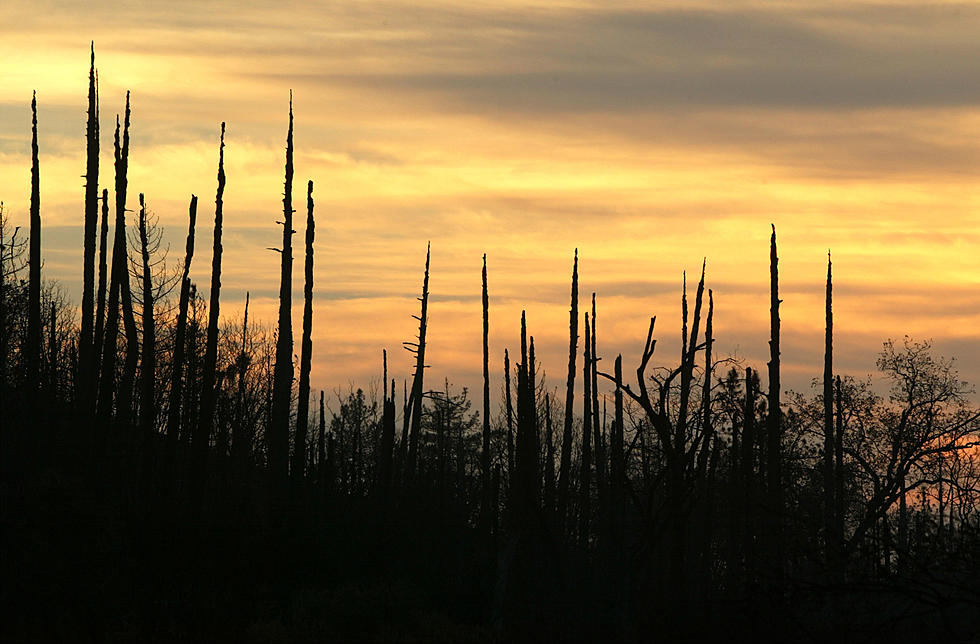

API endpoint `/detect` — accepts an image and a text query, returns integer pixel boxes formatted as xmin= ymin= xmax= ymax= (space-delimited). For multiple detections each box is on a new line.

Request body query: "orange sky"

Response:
xmin=1 ymin=0 xmax=978 ymax=408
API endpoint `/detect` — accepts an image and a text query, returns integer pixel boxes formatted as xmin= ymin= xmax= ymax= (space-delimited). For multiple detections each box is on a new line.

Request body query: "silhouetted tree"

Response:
xmin=270 ymin=97 xmax=295 ymax=505
xmin=404 ymin=243 xmax=430 ymax=483
xmin=79 ymin=44 xmax=99 ymax=406
xmin=557 ymin=249 xmax=578 ymax=532
xmin=27 ymin=92 xmax=41 ymax=389
xmin=191 ymin=123 xmax=226 ymax=510
xmin=292 ymin=180 xmax=315 ymax=487
xmin=97 ymin=96 xmax=131 ymax=421
xmin=165 ymin=196 xmax=197 ymax=453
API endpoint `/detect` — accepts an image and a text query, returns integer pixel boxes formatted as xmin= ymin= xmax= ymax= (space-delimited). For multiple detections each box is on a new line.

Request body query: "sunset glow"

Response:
xmin=2 ymin=0 xmax=978 ymax=401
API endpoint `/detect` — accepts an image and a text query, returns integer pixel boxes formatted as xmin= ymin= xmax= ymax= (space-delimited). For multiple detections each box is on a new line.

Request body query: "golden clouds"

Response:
xmin=0 ymin=0 xmax=977 ymax=396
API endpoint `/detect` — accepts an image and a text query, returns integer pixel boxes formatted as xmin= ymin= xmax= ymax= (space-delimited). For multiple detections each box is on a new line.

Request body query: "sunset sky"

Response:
xmin=1 ymin=0 xmax=978 ymax=407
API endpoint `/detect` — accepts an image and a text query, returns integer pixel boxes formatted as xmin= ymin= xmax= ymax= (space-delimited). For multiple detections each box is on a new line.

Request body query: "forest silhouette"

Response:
xmin=2 ymin=47 xmax=980 ymax=643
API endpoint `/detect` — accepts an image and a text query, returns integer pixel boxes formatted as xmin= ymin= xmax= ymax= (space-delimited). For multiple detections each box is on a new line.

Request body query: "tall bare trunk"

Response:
xmin=579 ymin=312 xmax=593 ymax=545
xmin=405 ymin=243 xmax=430 ymax=482
xmin=270 ymin=97 xmax=295 ymax=504
xmin=823 ymin=252 xmax=835 ymax=565
xmin=94 ymin=189 xmax=109 ymax=365
xmin=481 ymin=254 xmax=493 ymax=530
xmin=191 ymin=122 xmax=226 ymax=509
xmin=231 ymin=292 xmax=249 ymax=468
xmin=591 ymin=294 xmax=605 ymax=511
xmin=79 ymin=44 xmax=100 ymax=406
xmin=165 ymin=196 xmax=197 ymax=449
xmin=767 ymin=224 xmax=783 ymax=573
xmin=97 ymin=97 xmax=131 ymax=420
xmin=27 ymin=92 xmax=41 ymax=389
xmin=138 ymin=194 xmax=156 ymax=503
xmin=292 ymin=180 xmax=315 ymax=488
xmin=557 ymin=249 xmax=578 ymax=531
xmin=504 ymin=348 xmax=514 ymax=492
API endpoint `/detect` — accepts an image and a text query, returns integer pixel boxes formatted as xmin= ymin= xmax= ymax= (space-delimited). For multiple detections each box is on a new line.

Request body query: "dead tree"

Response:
xmin=481 ymin=254 xmax=493 ymax=530
xmin=94 ymin=189 xmax=109 ymax=362
xmin=378 ymin=351 xmax=395 ymax=499
xmin=137 ymin=194 xmax=156 ymax=502
xmin=191 ymin=122 xmax=226 ymax=509
xmin=767 ymin=225 xmax=783 ymax=573
xmin=79 ymin=43 xmax=100 ymax=406
xmin=591 ymin=294 xmax=605 ymax=512
xmin=27 ymin=92 xmax=41 ymax=388
xmin=557 ymin=249 xmax=578 ymax=531
xmin=97 ymin=96 xmax=132 ymax=420
xmin=823 ymin=251 xmax=835 ymax=564
xmin=270 ymin=97 xmax=295 ymax=504
xmin=231 ymin=292 xmax=250 ymax=468
xmin=504 ymin=348 xmax=515 ymax=490
xmin=403 ymin=243 xmax=430 ymax=482
xmin=165 ymin=196 xmax=197 ymax=450
xmin=579 ymin=312 xmax=593 ymax=544
xmin=544 ymin=393 xmax=555 ymax=515
xmin=292 ymin=180 xmax=315 ymax=488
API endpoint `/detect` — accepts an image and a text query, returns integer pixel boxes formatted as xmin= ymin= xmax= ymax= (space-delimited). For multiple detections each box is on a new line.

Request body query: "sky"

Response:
xmin=1 ymin=0 xmax=978 ymax=409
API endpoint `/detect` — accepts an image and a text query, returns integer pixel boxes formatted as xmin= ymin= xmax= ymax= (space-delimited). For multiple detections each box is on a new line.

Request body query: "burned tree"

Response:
xmin=27 ymin=92 xmax=41 ymax=388
xmin=403 ymin=243 xmax=430 ymax=483
xmin=165 ymin=196 xmax=197 ymax=449
xmin=557 ymin=249 xmax=578 ymax=531
xmin=79 ymin=43 xmax=100 ymax=406
xmin=191 ymin=123 xmax=226 ymax=509
xmin=97 ymin=95 xmax=132 ymax=420
xmin=292 ymin=179 xmax=315 ymax=487
xmin=270 ymin=97 xmax=296 ymax=503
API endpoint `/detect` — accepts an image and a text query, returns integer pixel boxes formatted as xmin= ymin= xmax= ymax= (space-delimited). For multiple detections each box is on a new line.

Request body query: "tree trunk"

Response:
xmin=292 ymin=179 xmax=315 ymax=489
xmin=579 ymin=312 xmax=593 ymax=545
xmin=557 ymin=249 xmax=578 ymax=532
xmin=270 ymin=98 xmax=295 ymax=506
xmin=97 ymin=98 xmax=131 ymax=421
xmin=766 ymin=224 xmax=783 ymax=574
xmin=405 ymin=243 xmax=430 ymax=483
xmin=481 ymin=254 xmax=493 ymax=532
xmin=27 ymin=92 xmax=41 ymax=389
xmin=823 ymin=252 xmax=836 ymax=566
xmin=79 ymin=44 xmax=99 ymax=407
xmin=165 ymin=196 xmax=197 ymax=454
xmin=191 ymin=123 xmax=226 ymax=511
xmin=138 ymin=194 xmax=156 ymax=505
xmin=94 ymin=189 xmax=109 ymax=371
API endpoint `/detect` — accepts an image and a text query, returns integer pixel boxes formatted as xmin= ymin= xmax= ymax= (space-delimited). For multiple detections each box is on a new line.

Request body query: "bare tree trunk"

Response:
xmin=742 ymin=367 xmax=756 ymax=583
xmin=579 ymin=312 xmax=593 ymax=545
xmin=696 ymin=290 xmax=714 ymax=476
xmin=823 ymin=252 xmax=836 ymax=566
xmin=231 ymin=292 xmax=250 ymax=470
xmin=270 ymin=98 xmax=295 ymax=506
xmin=292 ymin=180 xmax=315 ymax=489
xmin=378 ymin=352 xmax=395 ymax=500
xmin=27 ymin=92 xmax=41 ymax=389
xmin=79 ymin=44 xmax=100 ymax=407
xmin=165 ymin=196 xmax=197 ymax=454
xmin=557 ymin=249 xmax=578 ymax=532
xmin=544 ymin=393 xmax=555 ymax=516
xmin=191 ymin=123 xmax=226 ymax=511
xmin=504 ymin=348 xmax=515 ymax=494
xmin=97 ymin=98 xmax=131 ymax=421
xmin=138 ymin=194 xmax=156 ymax=505
xmin=481 ymin=254 xmax=493 ymax=531
xmin=767 ymin=224 xmax=783 ymax=575
xmin=94 ymin=189 xmax=109 ymax=368
xmin=405 ymin=243 xmax=430 ymax=483
xmin=591 ymin=294 xmax=606 ymax=513
xmin=834 ymin=375 xmax=845 ymax=563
